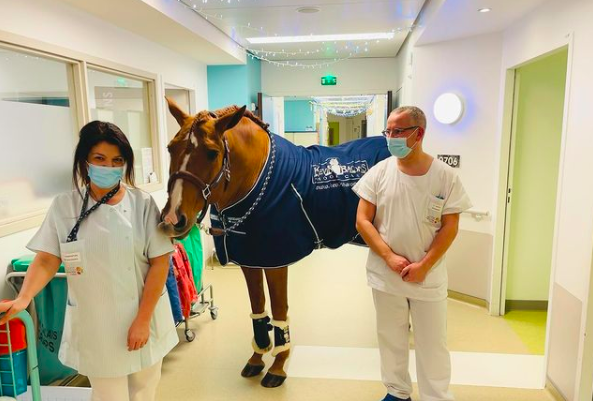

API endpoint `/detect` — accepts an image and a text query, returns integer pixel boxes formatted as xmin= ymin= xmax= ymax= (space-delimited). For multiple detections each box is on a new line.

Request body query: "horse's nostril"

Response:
xmin=174 ymin=214 xmax=187 ymax=230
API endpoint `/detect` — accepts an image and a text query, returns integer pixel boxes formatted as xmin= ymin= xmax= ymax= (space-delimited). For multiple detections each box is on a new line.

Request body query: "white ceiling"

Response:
xmin=186 ymin=0 xmax=426 ymax=61
xmin=56 ymin=0 xmax=552 ymax=66
xmin=417 ymin=0 xmax=548 ymax=46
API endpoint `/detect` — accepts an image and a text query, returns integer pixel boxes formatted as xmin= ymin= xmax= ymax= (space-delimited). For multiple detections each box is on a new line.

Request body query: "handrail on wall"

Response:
xmin=463 ymin=209 xmax=490 ymax=221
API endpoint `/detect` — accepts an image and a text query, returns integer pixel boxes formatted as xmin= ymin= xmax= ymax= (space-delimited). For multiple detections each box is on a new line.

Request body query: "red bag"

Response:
xmin=0 ymin=300 xmax=27 ymax=354
xmin=0 ymin=319 xmax=27 ymax=355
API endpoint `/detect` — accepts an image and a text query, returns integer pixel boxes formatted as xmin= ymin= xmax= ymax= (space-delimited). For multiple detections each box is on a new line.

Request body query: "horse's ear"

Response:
xmin=215 ymin=105 xmax=246 ymax=134
xmin=165 ymin=96 xmax=189 ymax=127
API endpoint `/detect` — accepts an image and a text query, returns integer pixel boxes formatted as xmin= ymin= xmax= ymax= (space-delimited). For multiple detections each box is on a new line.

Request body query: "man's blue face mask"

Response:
xmin=386 ymin=128 xmax=419 ymax=159
xmin=87 ymin=163 xmax=123 ymax=189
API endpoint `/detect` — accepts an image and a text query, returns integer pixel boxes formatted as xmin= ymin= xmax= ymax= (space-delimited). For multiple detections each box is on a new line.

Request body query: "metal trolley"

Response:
xmin=0 ymin=310 xmax=42 ymax=401
xmin=178 ymin=283 xmax=218 ymax=342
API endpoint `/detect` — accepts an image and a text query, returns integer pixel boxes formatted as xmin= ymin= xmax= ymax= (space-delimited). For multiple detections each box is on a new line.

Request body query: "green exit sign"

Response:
xmin=321 ymin=75 xmax=337 ymax=86
xmin=116 ymin=77 xmax=128 ymax=87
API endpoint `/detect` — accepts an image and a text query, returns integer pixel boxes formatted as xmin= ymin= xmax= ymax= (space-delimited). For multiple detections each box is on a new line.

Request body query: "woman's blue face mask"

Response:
xmin=87 ymin=163 xmax=123 ymax=189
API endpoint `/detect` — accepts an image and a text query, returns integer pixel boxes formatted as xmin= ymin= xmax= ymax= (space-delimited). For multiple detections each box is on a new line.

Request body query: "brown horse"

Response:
xmin=160 ymin=98 xmax=291 ymax=388
xmin=159 ymin=97 xmax=390 ymax=388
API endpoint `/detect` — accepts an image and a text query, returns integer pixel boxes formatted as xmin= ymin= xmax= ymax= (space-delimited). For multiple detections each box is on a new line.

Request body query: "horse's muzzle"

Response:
xmin=158 ymin=213 xmax=191 ymax=239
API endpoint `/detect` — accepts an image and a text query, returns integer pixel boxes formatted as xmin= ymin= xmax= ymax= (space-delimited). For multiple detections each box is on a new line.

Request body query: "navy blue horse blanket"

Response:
xmin=211 ymin=134 xmax=390 ymax=268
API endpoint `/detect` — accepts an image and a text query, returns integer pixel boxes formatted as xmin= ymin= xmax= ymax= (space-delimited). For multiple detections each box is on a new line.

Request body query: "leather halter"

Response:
xmin=167 ymin=119 xmax=231 ymax=225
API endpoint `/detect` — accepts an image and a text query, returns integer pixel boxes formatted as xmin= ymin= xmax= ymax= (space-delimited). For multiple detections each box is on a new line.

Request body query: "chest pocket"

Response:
xmin=424 ymin=195 xmax=445 ymax=228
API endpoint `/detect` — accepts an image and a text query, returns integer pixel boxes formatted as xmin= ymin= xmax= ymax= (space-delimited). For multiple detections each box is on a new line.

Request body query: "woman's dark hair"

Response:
xmin=72 ymin=121 xmax=136 ymax=195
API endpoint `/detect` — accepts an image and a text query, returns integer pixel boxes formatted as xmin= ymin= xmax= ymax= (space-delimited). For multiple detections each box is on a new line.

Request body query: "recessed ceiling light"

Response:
xmin=478 ymin=8 xmax=492 ymax=13
xmin=246 ymin=32 xmax=395 ymax=44
xmin=297 ymin=7 xmax=320 ymax=14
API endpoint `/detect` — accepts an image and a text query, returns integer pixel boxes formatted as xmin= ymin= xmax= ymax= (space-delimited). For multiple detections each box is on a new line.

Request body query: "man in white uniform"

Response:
xmin=353 ymin=106 xmax=471 ymax=401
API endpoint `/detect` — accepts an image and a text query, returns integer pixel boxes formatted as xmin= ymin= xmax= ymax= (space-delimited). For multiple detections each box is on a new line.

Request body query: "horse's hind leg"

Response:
xmin=241 ymin=267 xmax=271 ymax=378
xmin=261 ymin=266 xmax=290 ymax=388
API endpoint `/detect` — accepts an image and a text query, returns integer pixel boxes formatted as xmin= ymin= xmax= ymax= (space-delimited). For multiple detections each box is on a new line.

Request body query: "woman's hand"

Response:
xmin=127 ymin=317 xmax=150 ymax=351
xmin=0 ymin=297 xmax=32 ymax=325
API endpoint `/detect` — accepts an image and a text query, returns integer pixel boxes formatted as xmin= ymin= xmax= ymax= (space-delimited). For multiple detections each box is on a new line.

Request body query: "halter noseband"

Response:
xmin=167 ymin=119 xmax=231 ymax=225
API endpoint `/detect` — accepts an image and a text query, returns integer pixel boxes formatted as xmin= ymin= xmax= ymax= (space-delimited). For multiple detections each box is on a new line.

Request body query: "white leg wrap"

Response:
xmin=250 ymin=311 xmax=269 ymax=320
xmin=252 ymin=338 xmax=273 ymax=354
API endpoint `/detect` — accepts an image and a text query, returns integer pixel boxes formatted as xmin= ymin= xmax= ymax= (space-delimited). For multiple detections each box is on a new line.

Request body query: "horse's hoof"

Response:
xmin=241 ymin=363 xmax=265 ymax=378
xmin=261 ymin=372 xmax=287 ymax=388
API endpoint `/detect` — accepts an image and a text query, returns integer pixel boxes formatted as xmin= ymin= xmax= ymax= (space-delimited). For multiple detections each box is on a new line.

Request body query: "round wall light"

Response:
xmin=433 ymin=93 xmax=464 ymax=124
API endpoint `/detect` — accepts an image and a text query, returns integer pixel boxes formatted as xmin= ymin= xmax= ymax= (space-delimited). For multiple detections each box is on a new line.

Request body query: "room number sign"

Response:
xmin=437 ymin=155 xmax=461 ymax=168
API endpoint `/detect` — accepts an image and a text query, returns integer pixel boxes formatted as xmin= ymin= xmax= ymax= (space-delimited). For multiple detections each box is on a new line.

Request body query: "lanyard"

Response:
xmin=66 ymin=184 xmax=121 ymax=243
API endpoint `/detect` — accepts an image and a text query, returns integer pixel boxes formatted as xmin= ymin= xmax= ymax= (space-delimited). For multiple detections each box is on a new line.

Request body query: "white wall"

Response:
xmin=262 ymin=96 xmax=285 ymax=138
xmin=272 ymin=97 xmax=285 ymax=138
xmin=262 ymin=58 xmax=398 ymax=97
xmin=0 ymin=0 xmax=209 ymax=296
xmin=408 ymin=33 xmax=503 ymax=300
xmin=395 ymin=38 xmax=414 ymax=105
xmin=413 ymin=33 xmax=503 ymax=234
xmin=314 ymin=105 xmax=327 ymax=145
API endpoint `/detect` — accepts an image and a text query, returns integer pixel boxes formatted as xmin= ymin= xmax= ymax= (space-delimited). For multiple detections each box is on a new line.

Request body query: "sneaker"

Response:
xmin=381 ymin=394 xmax=412 ymax=401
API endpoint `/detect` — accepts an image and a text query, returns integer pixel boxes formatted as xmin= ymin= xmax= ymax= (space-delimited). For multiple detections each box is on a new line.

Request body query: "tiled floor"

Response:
xmin=157 ymin=245 xmax=557 ymax=401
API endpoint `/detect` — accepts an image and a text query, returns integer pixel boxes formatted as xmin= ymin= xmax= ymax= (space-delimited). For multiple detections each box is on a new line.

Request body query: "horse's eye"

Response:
xmin=206 ymin=149 xmax=219 ymax=160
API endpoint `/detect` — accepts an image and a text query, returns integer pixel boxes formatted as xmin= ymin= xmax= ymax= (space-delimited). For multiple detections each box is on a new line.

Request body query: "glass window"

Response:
xmin=87 ymin=68 xmax=157 ymax=185
xmin=0 ymin=47 xmax=78 ymax=227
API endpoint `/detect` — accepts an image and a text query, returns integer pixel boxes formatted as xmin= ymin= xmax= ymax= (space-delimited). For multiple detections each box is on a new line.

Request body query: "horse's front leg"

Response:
xmin=241 ymin=267 xmax=271 ymax=378
xmin=262 ymin=266 xmax=290 ymax=388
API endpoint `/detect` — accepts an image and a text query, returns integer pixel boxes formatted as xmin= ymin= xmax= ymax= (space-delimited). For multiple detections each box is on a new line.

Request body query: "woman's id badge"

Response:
xmin=60 ymin=240 xmax=86 ymax=276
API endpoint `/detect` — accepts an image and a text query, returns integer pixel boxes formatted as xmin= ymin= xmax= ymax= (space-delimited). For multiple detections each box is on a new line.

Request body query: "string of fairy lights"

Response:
xmin=311 ymin=96 xmax=375 ymax=117
xmin=176 ymin=0 xmax=416 ymax=69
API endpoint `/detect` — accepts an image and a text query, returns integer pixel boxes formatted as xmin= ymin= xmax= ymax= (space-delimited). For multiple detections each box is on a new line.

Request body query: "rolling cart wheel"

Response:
xmin=185 ymin=329 xmax=196 ymax=342
xmin=210 ymin=308 xmax=219 ymax=320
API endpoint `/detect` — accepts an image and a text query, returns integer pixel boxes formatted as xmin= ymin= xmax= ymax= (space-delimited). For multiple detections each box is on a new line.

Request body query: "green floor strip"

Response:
xmin=503 ymin=310 xmax=547 ymax=355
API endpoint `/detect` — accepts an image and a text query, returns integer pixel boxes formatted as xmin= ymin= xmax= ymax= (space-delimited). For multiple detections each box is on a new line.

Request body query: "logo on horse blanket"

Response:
xmin=211 ymin=134 xmax=390 ymax=268
xmin=312 ymin=157 xmax=370 ymax=187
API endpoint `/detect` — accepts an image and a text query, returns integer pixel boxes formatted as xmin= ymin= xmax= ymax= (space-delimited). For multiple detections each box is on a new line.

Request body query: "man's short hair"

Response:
xmin=391 ymin=106 xmax=427 ymax=129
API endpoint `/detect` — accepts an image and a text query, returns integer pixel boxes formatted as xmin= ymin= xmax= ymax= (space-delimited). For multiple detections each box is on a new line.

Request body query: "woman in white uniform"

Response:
xmin=0 ymin=121 xmax=179 ymax=401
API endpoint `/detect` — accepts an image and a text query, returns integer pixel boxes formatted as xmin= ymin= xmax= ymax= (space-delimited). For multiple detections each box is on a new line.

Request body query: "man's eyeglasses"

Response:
xmin=381 ymin=126 xmax=420 ymax=138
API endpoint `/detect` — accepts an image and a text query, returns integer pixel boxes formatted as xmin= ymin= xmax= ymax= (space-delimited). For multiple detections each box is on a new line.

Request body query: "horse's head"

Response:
xmin=159 ymin=97 xmax=246 ymax=238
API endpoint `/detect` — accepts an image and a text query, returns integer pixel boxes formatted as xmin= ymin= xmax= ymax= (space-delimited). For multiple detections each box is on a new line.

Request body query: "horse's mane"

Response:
xmin=196 ymin=105 xmax=270 ymax=133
